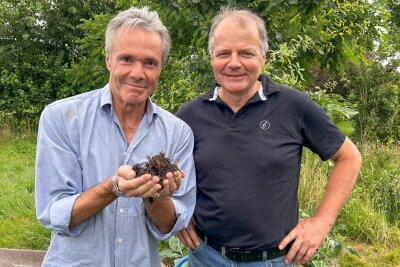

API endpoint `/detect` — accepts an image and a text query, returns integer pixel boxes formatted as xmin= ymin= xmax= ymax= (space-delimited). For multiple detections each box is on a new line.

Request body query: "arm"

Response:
xmin=145 ymin=124 xmax=197 ymax=237
xmin=69 ymin=169 xmax=161 ymax=229
xmin=279 ymin=137 xmax=361 ymax=265
xmin=143 ymin=171 xmax=183 ymax=233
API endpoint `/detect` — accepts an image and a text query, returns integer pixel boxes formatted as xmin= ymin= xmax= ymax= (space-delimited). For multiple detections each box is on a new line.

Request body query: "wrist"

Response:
xmin=111 ymin=175 xmax=125 ymax=197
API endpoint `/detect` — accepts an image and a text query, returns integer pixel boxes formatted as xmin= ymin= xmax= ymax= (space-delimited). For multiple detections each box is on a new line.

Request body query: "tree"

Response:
xmin=0 ymin=0 xmax=118 ymax=123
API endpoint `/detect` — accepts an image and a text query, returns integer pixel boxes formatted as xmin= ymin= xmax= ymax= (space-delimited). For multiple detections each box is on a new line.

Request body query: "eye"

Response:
xmin=241 ymin=52 xmax=255 ymax=58
xmin=145 ymin=59 xmax=159 ymax=67
xmin=216 ymin=52 xmax=230 ymax=58
xmin=120 ymin=56 xmax=131 ymax=63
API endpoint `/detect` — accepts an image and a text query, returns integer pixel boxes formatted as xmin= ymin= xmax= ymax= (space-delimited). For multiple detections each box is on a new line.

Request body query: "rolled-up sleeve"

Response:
xmin=146 ymin=123 xmax=196 ymax=240
xmin=35 ymin=106 xmax=86 ymax=236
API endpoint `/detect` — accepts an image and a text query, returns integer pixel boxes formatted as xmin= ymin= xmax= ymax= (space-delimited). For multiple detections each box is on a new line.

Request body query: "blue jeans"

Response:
xmin=188 ymin=241 xmax=294 ymax=267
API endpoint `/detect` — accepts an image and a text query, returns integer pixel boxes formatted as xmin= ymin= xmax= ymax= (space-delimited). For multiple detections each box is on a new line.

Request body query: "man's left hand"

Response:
xmin=154 ymin=170 xmax=185 ymax=199
xmin=278 ymin=216 xmax=332 ymax=265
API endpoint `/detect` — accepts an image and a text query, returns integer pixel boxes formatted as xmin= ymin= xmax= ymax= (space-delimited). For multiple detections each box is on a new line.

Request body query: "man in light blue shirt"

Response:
xmin=35 ymin=6 xmax=196 ymax=267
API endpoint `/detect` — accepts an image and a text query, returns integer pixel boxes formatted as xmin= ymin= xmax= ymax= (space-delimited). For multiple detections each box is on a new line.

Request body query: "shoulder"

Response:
xmin=261 ymin=75 xmax=309 ymax=104
xmin=45 ymin=89 xmax=101 ymax=115
xmin=266 ymin=85 xmax=312 ymax=115
xmin=175 ymin=95 xmax=206 ymax=120
xmin=39 ymin=89 xmax=102 ymax=130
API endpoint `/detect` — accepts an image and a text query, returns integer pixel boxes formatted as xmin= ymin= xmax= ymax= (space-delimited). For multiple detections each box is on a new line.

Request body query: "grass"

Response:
xmin=0 ymin=134 xmax=50 ymax=250
xmin=0 ymin=125 xmax=399 ymax=266
xmin=299 ymin=145 xmax=400 ymax=266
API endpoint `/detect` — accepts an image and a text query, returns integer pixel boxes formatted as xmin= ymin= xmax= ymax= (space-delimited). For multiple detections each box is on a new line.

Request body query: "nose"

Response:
xmin=227 ymin=53 xmax=241 ymax=68
xmin=130 ymin=62 xmax=145 ymax=80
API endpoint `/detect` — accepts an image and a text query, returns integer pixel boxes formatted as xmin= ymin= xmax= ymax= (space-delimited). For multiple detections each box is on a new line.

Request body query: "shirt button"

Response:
xmin=118 ymin=238 xmax=123 ymax=244
xmin=119 ymin=209 xmax=124 ymax=214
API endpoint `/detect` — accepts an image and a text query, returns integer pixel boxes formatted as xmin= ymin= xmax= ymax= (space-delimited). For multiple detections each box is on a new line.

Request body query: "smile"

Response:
xmin=125 ymin=83 xmax=147 ymax=89
xmin=225 ymin=74 xmax=246 ymax=79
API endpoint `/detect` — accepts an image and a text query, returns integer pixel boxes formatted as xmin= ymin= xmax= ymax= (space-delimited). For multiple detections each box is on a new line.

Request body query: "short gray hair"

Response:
xmin=105 ymin=6 xmax=171 ymax=65
xmin=208 ymin=7 xmax=268 ymax=57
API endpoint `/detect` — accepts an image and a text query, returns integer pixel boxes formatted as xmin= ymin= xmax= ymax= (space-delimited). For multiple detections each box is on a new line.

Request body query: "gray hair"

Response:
xmin=208 ymin=7 xmax=268 ymax=57
xmin=105 ymin=6 xmax=171 ymax=65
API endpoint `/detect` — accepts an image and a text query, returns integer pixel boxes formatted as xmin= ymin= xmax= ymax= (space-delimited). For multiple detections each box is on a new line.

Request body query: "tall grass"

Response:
xmin=0 ymin=138 xmax=50 ymax=249
xmin=299 ymin=145 xmax=400 ymax=247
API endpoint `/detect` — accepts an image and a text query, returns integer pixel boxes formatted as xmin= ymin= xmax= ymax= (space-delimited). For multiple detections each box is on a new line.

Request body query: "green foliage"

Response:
xmin=310 ymin=89 xmax=358 ymax=136
xmin=299 ymin=210 xmax=359 ymax=267
xmin=298 ymin=145 xmax=400 ymax=265
xmin=60 ymin=13 xmax=112 ymax=97
xmin=339 ymin=245 xmax=400 ymax=267
xmin=347 ymin=62 xmax=400 ymax=144
xmin=337 ymin=143 xmax=400 ymax=246
xmin=1 ymin=0 xmax=399 ymax=143
xmin=0 ymin=0 xmax=118 ymax=123
xmin=159 ymin=235 xmax=188 ymax=265
xmin=0 ymin=138 xmax=50 ymax=249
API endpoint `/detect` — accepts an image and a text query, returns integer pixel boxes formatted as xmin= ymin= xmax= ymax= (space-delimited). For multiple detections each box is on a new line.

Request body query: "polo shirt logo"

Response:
xmin=260 ymin=120 xmax=270 ymax=130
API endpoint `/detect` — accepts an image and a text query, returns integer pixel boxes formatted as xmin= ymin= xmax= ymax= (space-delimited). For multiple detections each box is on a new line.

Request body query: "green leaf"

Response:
xmin=312 ymin=260 xmax=329 ymax=267
xmin=334 ymin=119 xmax=355 ymax=135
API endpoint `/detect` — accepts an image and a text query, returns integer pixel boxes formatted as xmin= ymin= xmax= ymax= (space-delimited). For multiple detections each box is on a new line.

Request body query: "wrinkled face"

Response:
xmin=210 ymin=16 xmax=265 ymax=96
xmin=106 ymin=27 xmax=162 ymax=108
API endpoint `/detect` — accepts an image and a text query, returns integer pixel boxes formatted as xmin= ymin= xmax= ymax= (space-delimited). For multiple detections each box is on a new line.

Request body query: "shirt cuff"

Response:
xmin=49 ymin=193 xmax=88 ymax=237
xmin=146 ymin=198 xmax=188 ymax=240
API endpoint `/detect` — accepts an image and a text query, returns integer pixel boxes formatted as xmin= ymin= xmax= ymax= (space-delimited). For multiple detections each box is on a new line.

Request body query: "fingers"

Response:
xmin=280 ymin=218 xmax=328 ymax=265
xmin=116 ymin=165 xmax=137 ymax=180
xmin=279 ymin=226 xmax=297 ymax=251
xmin=115 ymin=165 xmax=184 ymax=199
xmin=159 ymin=170 xmax=183 ymax=198
xmin=177 ymin=221 xmax=201 ymax=250
xmin=116 ymin=170 xmax=161 ymax=198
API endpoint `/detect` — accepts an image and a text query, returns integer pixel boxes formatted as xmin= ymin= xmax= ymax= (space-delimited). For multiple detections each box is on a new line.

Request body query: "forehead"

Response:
xmin=112 ymin=26 xmax=162 ymax=58
xmin=212 ymin=16 xmax=260 ymax=50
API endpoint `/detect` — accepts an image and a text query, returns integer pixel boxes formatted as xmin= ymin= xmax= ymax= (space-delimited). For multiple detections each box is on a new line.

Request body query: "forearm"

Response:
xmin=144 ymin=197 xmax=176 ymax=234
xmin=314 ymin=139 xmax=361 ymax=227
xmin=69 ymin=177 xmax=117 ymax=228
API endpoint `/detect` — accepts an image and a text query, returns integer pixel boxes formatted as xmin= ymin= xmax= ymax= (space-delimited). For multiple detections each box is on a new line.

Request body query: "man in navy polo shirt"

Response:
xmin=176 ymin=7 xmax=361 ymax=267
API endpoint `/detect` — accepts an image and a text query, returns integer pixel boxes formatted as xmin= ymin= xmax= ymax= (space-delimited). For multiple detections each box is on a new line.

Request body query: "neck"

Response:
xmin=219 ymin=81 xmax=260 ymax=113
xmin=113 ymin=101 xmax=147 ymax=144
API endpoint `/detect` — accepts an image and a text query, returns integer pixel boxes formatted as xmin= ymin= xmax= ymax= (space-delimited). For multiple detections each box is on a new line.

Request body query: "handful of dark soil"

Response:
xmin=132 ymin=152 xmax=179 ymax=188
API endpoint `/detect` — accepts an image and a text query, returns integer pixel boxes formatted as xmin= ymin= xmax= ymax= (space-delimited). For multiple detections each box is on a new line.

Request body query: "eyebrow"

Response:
xmin=117 ymin=53 xmax=160 ymax=63
xmin=214 ymin=47 xmax=258 ymax=53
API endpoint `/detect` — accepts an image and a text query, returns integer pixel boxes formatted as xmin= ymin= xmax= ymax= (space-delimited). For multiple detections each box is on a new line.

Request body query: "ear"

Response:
xmin=260 ymin=54 xmax=267 ymax=66
xmin=105 ymin=54 xmax=111 ymax=71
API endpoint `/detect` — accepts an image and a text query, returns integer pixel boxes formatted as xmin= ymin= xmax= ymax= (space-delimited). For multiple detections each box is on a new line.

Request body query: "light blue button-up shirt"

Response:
xmin=35 ymin=84 xmax=196 ymax=267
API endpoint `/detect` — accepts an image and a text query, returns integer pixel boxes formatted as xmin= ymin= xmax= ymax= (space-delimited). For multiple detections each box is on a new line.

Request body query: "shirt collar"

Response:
xmin=208 ymin=84 xmax=265 ymax=101
xmin=202 ymin=74 xmax=280 ymax=103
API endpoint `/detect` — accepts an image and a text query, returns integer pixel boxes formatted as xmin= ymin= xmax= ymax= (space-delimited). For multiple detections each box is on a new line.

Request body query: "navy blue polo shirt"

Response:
xmin=176 ymin=75 xmax=345 ymax=250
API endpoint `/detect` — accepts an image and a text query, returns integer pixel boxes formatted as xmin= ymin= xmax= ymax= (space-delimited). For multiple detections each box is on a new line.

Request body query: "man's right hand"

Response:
xmin=115 ymin=165 xmax=161 ymax=198
xmin=177 ymin=217 xmax=201 ymax=250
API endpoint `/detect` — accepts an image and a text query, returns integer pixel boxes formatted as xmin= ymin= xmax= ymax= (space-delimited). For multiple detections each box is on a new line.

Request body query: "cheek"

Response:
xmin=210 ymin=60 xmax=225 ymax=72
xmin=148 ymin=71 xmax=160 ymax=85
xmin=246 ymin=61 xmax=263 ymax=74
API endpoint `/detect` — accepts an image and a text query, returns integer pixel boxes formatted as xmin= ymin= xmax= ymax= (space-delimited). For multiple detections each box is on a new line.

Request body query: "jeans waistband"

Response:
xmin=194 ymin=223 xmax=290 ymax=262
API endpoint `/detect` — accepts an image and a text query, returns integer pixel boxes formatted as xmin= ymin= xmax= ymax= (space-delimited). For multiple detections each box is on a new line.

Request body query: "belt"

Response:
xmin=194 ymin=224 xmax=290 ymax=262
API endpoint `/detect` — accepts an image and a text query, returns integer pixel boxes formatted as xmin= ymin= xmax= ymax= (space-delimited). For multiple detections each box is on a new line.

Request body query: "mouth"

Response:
xmin=124 ymin=83 xmax=147 ymax=89
xmin=125 ymin=83 xmax=146 ymax=88
xmin=224 ymin=73 xmax=246 ymax=79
